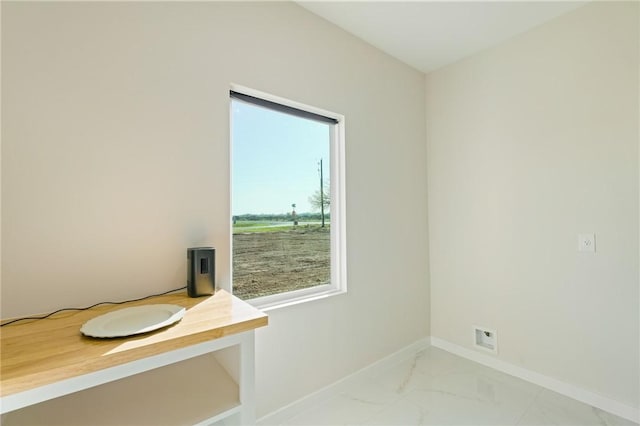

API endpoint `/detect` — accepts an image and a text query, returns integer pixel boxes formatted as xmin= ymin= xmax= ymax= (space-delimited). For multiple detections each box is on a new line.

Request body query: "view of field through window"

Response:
xmin=231 ymin=96 xmax=331 ymax=300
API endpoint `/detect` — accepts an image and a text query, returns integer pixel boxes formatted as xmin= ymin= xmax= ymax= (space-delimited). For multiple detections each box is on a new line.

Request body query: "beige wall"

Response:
xmin=426 ymin=1 xmax=639 ymax=409
xmin=4 ymin=0 xmax=638 ymax=419
xmin=1 ymin=2 xmax=429 ymax=416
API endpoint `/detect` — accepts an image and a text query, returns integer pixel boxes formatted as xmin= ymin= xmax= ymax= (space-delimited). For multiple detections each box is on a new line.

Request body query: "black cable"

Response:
xmin=1 ymin=286 xmax=187 ymax=327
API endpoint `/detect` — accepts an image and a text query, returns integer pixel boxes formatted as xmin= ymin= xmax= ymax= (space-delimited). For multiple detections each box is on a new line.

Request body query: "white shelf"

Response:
xmin=1 ymin=352 xmax=240 ymax=425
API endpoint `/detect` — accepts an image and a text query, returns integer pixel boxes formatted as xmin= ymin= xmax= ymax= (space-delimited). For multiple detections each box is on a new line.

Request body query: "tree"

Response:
xmin=308 ymin=185 xmax=330 ymax=213
xmin=310 ymin=158 xmax=330 ymax=227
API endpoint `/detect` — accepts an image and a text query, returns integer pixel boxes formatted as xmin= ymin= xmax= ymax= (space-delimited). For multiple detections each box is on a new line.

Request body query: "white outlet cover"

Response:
xmin=578 ymin=233 xmax=596 ymax=252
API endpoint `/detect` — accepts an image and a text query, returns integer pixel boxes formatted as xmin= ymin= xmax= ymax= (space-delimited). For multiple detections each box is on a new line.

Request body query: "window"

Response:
xmin=230 ymin=86 xmax=346 ymax=309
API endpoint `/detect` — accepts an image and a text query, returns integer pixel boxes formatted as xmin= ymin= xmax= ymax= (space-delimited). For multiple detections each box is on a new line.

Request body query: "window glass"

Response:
xmin=231 ymin=92 xmax=341 ymax=304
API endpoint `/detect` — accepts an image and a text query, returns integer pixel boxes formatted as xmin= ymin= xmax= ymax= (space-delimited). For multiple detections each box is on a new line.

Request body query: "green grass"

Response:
xmin=234 ymin=225 xmax=294 ymax=233
xmin=233 ymin=221 xmax=272 ymax=228
xmin=233 ymin=222 xmax=330 ymax=234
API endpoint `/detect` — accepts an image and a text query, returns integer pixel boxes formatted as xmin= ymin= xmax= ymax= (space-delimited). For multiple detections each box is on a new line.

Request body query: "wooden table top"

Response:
xmin=0 ymin=289 xmax=268 ymax=397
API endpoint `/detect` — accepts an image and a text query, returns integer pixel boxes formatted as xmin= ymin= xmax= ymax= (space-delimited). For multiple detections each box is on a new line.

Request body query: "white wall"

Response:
xmin=1 ymin=2 xmax=429 ymax=416
xmin=426 ymin=1 xmax=639 ymax=410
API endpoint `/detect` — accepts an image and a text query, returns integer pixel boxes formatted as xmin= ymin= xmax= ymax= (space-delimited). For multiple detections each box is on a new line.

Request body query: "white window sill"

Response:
xmin=246 ymin=285 xmax=347 ymax=312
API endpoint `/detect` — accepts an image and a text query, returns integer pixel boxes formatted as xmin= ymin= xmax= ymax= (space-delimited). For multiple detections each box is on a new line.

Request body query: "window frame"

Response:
xmin=229 ymin=84 xmax=347 ymax=311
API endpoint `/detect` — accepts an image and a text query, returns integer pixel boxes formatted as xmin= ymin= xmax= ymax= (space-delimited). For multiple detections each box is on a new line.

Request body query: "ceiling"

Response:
xmin=297 ymin=1 xmax=587 ymax=73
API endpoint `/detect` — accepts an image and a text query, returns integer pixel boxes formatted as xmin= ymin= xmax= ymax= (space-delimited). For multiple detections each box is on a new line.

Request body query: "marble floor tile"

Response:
xmin=276 ymin=347 xmax=638 ymax=426
xmin=341 ymin=377 xmax=404 ymax=408
xmin=281 ymin=385 xmax=392 ymax=426
xmin=408 ymin=368 xmax=538 ymax=423
xmin=516 ymin=389 xmax=637 ymax=426
xmin=413 ymin=347 xmax=484 ymax=378
xmin=359 ymin=398 xmax=427 ymax=426
xmin=368 ymin=355 xmax=430 ymax=396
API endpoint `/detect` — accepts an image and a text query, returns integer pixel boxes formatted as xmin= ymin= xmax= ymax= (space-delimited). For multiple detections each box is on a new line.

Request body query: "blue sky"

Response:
xmin=232 ymin=100 xmax=330 ymax=215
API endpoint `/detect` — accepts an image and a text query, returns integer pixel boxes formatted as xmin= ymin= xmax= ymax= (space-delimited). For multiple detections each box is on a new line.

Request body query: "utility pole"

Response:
xmin=319 ymin=159 xmax=325 ymax=228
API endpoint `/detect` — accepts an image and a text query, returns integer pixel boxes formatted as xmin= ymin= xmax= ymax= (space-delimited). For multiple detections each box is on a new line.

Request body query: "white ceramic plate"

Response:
xmin=80 ymin=304 xmax=186 ymax=338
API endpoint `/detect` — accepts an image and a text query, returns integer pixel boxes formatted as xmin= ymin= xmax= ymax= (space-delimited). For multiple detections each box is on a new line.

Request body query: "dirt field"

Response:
xmin=232 ymin=227 xmax=330 ymax=300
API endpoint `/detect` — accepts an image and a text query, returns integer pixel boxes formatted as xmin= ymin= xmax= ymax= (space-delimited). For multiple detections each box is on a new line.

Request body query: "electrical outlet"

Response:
xmin=578 ymin=234 xmax=596 ymax=253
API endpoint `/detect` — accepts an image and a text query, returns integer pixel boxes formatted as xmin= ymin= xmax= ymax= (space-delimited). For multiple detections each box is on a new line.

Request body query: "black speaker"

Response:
xmin=187 ymin=247 xmax=215 ymax=297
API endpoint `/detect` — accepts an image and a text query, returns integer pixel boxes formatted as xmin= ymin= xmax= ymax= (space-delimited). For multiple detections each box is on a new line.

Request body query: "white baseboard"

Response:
xmin=430 ymin=337 xmax=640 ymax=424
xmin=257 ymin=337 xmax=431 ymax=426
